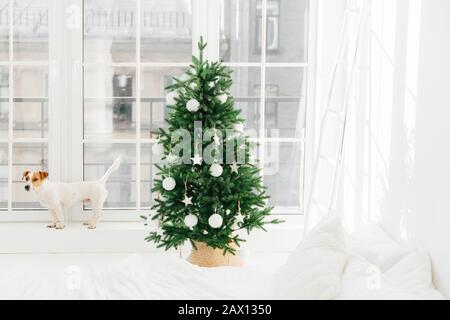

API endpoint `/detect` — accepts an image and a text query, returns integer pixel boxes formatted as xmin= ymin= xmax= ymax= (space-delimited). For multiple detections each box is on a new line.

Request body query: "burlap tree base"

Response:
xmin=187 ymin=242 xmax=244 ymax=268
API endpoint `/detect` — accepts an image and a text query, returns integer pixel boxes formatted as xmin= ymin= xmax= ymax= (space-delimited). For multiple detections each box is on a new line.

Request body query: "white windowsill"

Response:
xmin=0 ymin=220 xmax=303 ymax=254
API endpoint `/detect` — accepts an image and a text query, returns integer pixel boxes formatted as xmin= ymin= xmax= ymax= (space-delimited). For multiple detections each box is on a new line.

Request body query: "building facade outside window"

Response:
xmin=0 ymin=0 xmax=313 ymax=221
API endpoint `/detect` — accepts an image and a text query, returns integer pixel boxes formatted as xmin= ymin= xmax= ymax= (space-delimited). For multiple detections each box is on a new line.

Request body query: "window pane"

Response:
xmin=14 ymin=65 xmax=48 ymax=97
xmin=142 ymin=99 xmax=166 ymax=139
xmin=12 ymin=143 xmax=48 ymax=210
xmin=84 ymin=66 xmax=135 ymax=98
xmin=230 ymin=66 xmax=261 ymax=133
xmin=84 ymin=0 xmax=136 ymax=63
xmin=0 ymin=99 xmax=7 ymax=139
xmin=0 ymin=66 xmax=9 ymax=96
xmin=141 ymin=66 xmax=185 ymax=97
xmin=141 ymin=0 xmax=192 ymax=62
xmin=14 ymin=0 xmax=49 ymax=61
xmin=13 ymin=98 xmax=48 ymax=139
xmin=0 ymin=67 xmax=9 ymax=140
xmin=220 ymin=0 xmax=261 ymax=63
xmin=141 ymin=66 xmax=185 ymax=139
xmin=84 ymin=143 xmax=136 ymax=209
xmin=141 ymin=143 xmax=161 ymax=209
xmin=0 ymin=143 xmax=7 ymax=209
xmin=264 ymin=67 xmax=305 ymax=138
xmin=0 ymin=0 xmax=8 ymax=61
xmin=264 ymin=0 xmax=308 ymax=63
xmin=84 ymin=98 xmax=136 ymax=140
xmin=264 ymin=141 xmax=303 ymax=208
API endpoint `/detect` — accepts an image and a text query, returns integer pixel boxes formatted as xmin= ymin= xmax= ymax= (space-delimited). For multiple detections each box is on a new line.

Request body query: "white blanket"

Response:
xmin=0 ymin=220 xmax=445 ymax=300
xmin=0 ymin=255 xmax=273 ymax=300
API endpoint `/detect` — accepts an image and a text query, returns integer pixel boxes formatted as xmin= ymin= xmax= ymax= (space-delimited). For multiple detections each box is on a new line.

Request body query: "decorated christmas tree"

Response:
xmin=145 ymin=38 xmax=282 ymax=258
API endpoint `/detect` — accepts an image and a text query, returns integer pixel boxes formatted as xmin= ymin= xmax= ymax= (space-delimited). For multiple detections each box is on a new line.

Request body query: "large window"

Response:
xmin=220 ymin=0 xmax=309 ymax=213
xmin=81 ymin=0 xmax=193 ymax=216
xmin=0 ymin=0 xmax=311 ymax=220
xmin=0 ymin=0 xmax=50 ymax=216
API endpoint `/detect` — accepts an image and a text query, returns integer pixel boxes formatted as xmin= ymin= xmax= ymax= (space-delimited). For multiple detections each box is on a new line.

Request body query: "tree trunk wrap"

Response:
xmin=187 ymin=241 xmax=244 ymax=268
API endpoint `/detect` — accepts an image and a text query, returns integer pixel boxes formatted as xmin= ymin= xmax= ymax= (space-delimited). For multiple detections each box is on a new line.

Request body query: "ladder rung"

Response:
xmin=318 ymin=154 xmax=337 ymax=165
xmin=326 ymin=109 xmax=346 ymax=122
xmin=311 ymin=199 xmax=329 ymax=213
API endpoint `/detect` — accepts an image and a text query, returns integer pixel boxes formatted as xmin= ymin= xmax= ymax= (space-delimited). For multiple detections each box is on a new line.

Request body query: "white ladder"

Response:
xmin=304 ymin=4 xmax=367 ymax=233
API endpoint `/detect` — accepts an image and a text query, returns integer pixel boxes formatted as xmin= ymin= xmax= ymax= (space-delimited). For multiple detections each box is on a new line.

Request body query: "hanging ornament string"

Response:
xmin=183 ymin=179 xmax=197 ymax=228
xmin=156 ymin=191 xmax=162 ymax=228
xmin=236 ymin=199 xmax=244 ymax=225
xmin=182 ymin=179 xmax=193 ymax=206
xmin=209 ymin=127 xmax=223 ymax=177
xmin=191 ymin=129 xmax=203 ymax=166
xmin=162 ymin=165 xmax=176 ymax=191
xmin=155 ymin=191 xmax=165 ymax=237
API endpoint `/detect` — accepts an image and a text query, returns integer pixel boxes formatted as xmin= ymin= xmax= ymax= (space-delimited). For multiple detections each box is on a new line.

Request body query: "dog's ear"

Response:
xmin=39 ymin=171 xmax=49 ymax=180
xmin=22 ymin=170 xmax=30 ymax=181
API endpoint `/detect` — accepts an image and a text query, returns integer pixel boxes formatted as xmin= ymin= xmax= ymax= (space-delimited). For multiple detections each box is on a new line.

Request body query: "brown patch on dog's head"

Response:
xmin=39 ymin=171 xmax=49 ymax=180
xmin=22 ymin=170 xmax=30 ymax=181
xmin=30 ymin=171 xmax=49 ymax=189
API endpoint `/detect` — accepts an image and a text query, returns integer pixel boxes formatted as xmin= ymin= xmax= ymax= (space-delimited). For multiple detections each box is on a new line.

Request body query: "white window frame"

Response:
xmin=0 ymin=0 xmax=64 ymax=222
xmin=202 ymin=0 xmax=317 ymax=216
xmin=1 ymin=0 xmax=317 ymax=222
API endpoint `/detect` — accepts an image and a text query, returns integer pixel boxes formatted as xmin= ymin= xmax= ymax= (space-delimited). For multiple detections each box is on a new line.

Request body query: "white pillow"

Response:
xmin=385 ymin=249 xmax=445 ymax=300
xmin=338 ymin=256 xmax=418 ymax=300
xmin=347 ymin=224 xmax=411 ymax=272
xmin=338 ymin=254 xmax=445 ymax=300
xmin=272 ymin=217 xmax=348 ymax=300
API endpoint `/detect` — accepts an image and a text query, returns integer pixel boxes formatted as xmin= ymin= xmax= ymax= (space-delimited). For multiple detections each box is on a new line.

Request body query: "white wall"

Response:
xmin=336 ymin=0 xmax=450 ymax=297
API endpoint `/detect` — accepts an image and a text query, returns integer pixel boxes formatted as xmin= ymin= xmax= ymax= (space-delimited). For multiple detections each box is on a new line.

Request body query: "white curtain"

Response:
xmin=305 ymin=0 xmax=369 ymax=232
xmin=307 ymin=0 xmax=424 ymax=237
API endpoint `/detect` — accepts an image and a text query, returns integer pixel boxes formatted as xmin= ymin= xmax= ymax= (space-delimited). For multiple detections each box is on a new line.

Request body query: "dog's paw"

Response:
xmin=87 ymin=224 xmax=97 ymax=230
xmin=55 ymin=223 xmax=65 ymax=230
xmin=47 ymin=223 xmax=56 ymax=228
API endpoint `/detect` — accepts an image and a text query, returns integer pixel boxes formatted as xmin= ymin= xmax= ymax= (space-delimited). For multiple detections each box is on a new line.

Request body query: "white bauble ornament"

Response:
xmin=184 ymin=214 xmax=198 ymax=228
xmin=152 ymin=143 xmax=164 ymax=156
xmin=208 ymin=214 xmax=223 ymax=228
xmin=209 ymin=163 xmax=223 ymax=177
xmin=217 ymin=93 xmax=228 ymax=104
xmin=166 ymin=91 xmax=178 ymax=105
xmin=234 ymin=122 xmax=244 ymax=133
xmin=162 ymin=177 xmax=176 ymax=191
xmin=186 ymin=99 xmax=200 ymax=112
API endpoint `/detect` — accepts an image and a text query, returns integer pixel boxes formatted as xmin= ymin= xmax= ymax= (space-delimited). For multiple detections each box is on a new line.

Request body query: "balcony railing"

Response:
xmin=0 ymin=6 xmax=192 ymax=38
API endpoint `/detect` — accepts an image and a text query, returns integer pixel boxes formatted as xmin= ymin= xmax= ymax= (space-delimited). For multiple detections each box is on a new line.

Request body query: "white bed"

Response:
xmin=0 ymin=218 xmax=445 ymax=300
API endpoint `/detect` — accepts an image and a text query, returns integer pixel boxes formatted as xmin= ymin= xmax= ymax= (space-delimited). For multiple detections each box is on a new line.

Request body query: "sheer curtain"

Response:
xmin=305 ymin=0 xmax=370 ymax=232
xmin=306 ymin=0 xmax=423 ymax=236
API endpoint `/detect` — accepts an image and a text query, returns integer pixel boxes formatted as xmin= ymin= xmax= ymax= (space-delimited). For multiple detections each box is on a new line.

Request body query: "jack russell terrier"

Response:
xmin=22 ymin=157 xmax=121 ymax=230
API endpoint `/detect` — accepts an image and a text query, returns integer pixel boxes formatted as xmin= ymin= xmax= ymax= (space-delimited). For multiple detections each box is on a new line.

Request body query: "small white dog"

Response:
xmin=22 ymin=157 xmax=121 ymax=230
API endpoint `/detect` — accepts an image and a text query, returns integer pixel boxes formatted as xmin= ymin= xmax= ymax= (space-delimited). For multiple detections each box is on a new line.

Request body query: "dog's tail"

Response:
xmin=98 ymin=157 xmax=121 ymax=184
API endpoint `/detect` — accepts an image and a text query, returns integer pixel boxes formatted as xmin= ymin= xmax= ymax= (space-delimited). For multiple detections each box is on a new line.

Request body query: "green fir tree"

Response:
xmin=145 ymin=38 xmax=282 ymax=255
